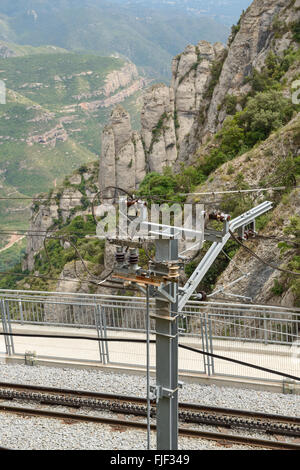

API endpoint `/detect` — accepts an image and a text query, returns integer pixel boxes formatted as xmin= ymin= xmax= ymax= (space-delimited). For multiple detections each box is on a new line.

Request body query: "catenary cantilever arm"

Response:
xmin=178 ymin=201 xmax=273 ymax=311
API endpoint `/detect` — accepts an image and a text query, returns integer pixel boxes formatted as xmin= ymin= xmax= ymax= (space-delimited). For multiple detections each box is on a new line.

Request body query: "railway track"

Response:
xmin=0 ymin=404 xmax=299 ymax=450
xmin=0 ymin=381 xmax=299 ymax=438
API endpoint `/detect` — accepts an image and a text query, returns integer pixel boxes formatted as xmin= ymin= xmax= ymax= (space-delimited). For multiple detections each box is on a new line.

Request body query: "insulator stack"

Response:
xmin=243 ymin=229 xmax=256 ymax=240
xmin=115 ymin=247 xmax=125 ymax=264
xmin=128 ymin=248 xmax=139 ymax=265
xmin=168 ymin=265 xmax=180 ymax=279
xmin=208 ymin=211 xmax=231 ymax=222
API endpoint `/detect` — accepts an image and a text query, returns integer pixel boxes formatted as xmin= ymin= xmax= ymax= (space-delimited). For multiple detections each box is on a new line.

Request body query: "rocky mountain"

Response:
xmin=99 ymin=0 xmax=300 ymax=193
xmin=7 ymin=0 xmax=300 ymax=307
xmin=0 ymin=50 xmax=145 ymax=226
xmin=99 ymin=41 xmax=227 ymax=191
xmin=0 ymin=46 xmax=147 ymax=276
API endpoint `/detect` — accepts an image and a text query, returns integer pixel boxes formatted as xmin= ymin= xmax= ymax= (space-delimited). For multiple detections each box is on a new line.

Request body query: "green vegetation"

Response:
xmin=174 ymin=110 xmax=180 ymax=130
xmin=260 ymin=152 xmax=300 ymax=192
xmin=274 ymin=216 xmax=300 ymax=306
xmin=292 ymin=20 xmax=300 ymax=43
xmin=0 ymin=41 xmax=68 ymax=57
xmin=0 ymin=263 xmax=29 ymax=290
xmin=148 ymin=112 xmax=171 ymax=154
xmin=0 ymin=53 xmax=124 ymax=108
xmin=31 ymin=214 xmax=105 ymax=291
xmin=0 ymin=238 xmax=26 ymax=272
xmin=137 ymin=166 xmax=205 ymax=203
xmin=271 ymin=279 xmax=285 ymax=296
xmin=223 ymin=94 xmax=238 ymax=115
xmin=199 ymin=89 xmax=294 ymax=177
xmin=1 ymin=214 xmax=105 ymax=292
xmin=246 ymin=49 xmax=300 ymax=94
xmin=272 ymin=15 xmax=289 ymax=39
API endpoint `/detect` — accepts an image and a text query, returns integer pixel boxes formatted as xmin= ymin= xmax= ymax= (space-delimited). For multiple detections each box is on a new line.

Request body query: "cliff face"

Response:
xmin=171 ymin=41 xmax=227 ymax=164
xmin=99 ymin=40 xmax=222 ymax=190
xmin=99 ymin=0 xmax=300 ymax=192
xmin=23 ymin=163 xmax=100 ymax=272
xmin=99 ymin=106 xmax=146 ymax=193
xmin=204 ymin=0 xmax=300 ymax=137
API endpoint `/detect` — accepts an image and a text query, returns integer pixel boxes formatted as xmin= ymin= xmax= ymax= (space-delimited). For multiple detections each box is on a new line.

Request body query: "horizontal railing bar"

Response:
xmin=183 ymin=313 xmax=300 ymax=324
xmin=0 ymin=289 xmax=299 ymax=313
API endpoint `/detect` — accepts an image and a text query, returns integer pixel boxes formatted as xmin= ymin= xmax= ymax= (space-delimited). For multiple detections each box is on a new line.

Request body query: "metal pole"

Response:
xmin=146 ymin=285 xmax=151 ymax=450
xmin=154 ymin=237 xmax=179 ymax=450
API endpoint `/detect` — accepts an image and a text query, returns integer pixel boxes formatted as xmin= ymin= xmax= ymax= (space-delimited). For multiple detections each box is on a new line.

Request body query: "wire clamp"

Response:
xmin=150 ymin=383 xmax=183 ymax=402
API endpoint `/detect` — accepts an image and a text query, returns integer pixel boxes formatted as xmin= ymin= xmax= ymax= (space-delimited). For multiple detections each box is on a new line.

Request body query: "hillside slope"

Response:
xmin=3 ymin=0 xmax=300 ymax=307
xmin=0 ymin=41 xmax=67 ymax=58
xmin=0 ymin=51 xmax=145 ymax=226
xmin=189 ymin=113 xmax=300 ymax=306
xmin=0 ymin=49 xmax=145 ymax=274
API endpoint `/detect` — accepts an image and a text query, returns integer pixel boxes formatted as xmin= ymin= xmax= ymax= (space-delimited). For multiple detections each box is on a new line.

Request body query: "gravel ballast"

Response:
xmin=0 ymin=362 xmax=299 ymax=416
xmin=0 ymin=362 xmax=299 ymax=450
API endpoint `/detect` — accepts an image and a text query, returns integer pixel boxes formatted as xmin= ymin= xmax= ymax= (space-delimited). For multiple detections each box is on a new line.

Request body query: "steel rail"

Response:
xmin=0 ymin=382 xmax=299 ymax=436
xmin=0 ymin=404 xmax=299 ymax=450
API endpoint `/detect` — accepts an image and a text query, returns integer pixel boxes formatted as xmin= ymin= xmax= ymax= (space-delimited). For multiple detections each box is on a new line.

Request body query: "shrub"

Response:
xmin=224 ymin=94 xmax=238 ymax=114
xmin=238 ymin=90 xmax=294 ymax=145
xmin=292 ymin=21 xmax=300 ymax=43
xmin=271 ymin=279 xmax=285 ymax=296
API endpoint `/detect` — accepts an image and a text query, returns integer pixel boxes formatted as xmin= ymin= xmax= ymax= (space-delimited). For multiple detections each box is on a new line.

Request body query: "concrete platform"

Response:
xmin=0 ymin=323 xmax=299 ymax=394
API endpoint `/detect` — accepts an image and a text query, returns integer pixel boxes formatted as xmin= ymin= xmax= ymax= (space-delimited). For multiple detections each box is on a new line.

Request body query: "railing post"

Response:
xmin=208 ymin=315 xmax=215 ymax=375
xmin=0 ymin=300 xmax=9 ymax=355
xmin=19 ymin=300 xmax=24 ymax=325
xmin=0 ymin=300 xmax=14 ymax=356
xmin=6 ymin=301 xmax=15 ymax=355
xmin=200 ymin=315 xmax=207 ymax=375
xmin=95 ymin=305 xmax=109 ymax=364
xmin=102 ymin=307 xmax=109 ymax=364
xmin=203 ymin=313 xmax=214 ymax=376
xmin=264 ymin=317 xmax=268 ymax=345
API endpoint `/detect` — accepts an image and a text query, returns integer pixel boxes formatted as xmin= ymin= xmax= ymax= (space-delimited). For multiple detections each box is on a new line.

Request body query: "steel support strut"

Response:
xmin=178 ymin=201 xmax=273 ymax=311
xmin=154 ymin=238 xmax=179 ymax=450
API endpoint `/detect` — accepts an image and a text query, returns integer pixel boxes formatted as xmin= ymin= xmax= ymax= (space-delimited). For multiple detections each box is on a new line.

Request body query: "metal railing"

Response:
xmin=0 ymin=290 xmax=299 ymax=381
